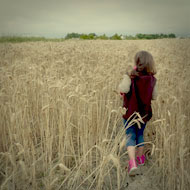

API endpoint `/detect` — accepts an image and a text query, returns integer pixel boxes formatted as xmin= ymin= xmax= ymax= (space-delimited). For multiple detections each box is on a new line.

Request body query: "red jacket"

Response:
xmin=123 ymin=75 xmax=156 ymax=122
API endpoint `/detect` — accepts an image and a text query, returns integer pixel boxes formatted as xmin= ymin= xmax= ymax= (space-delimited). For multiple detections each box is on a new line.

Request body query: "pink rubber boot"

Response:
xmin=137 ymin=154 xmax=145 ymax=166
xmin=128 ymin=159 xmax=138 ymax=176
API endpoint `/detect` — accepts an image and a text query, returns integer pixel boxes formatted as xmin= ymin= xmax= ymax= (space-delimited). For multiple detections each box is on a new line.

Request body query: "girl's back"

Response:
xmin=119 ymin=50 xmax=157 ymax=122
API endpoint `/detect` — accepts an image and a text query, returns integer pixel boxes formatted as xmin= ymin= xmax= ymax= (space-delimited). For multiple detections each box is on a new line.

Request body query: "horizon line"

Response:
xmin=0 ymin=32 xmax=190 ymax=38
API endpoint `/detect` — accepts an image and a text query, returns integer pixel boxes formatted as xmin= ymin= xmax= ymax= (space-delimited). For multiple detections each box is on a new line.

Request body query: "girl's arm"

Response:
xmin=118 ymin=74 xmax=131 ymax=94
xmin=152 ymin=84 xmax=157 ymax=100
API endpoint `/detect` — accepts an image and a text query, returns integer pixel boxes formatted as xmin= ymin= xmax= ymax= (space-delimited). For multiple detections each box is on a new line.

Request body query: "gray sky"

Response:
xmin=0 ymin=0 xmax=189 ymax=37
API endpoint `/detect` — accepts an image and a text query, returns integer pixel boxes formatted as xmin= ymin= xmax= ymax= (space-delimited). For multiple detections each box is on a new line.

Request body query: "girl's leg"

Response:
xmin=125 ymin=124 xmax=137 ymax=160
xmin=136 ymin=123 xmax=146 ymax=157
xmin=125 ymin=123 xmax=138 ymax=175
xmin=127 ymin=146 xmax=136 ymax=160
xmin=136 ymin=146 xmax=144 ymax=157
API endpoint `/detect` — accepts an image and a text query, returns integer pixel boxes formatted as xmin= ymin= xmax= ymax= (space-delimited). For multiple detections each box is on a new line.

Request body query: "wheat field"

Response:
xmin=0 ymin=39 xmax=190 ymax=190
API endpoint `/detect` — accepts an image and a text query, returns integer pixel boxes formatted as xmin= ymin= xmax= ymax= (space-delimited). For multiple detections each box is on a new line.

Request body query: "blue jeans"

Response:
xmin=124 ymin=119 xmax=146 ymax=147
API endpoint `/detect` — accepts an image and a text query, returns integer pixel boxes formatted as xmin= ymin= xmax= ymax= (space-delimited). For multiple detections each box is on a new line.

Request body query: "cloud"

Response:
xmin=0 ymin=0 xmax=189 ymax=37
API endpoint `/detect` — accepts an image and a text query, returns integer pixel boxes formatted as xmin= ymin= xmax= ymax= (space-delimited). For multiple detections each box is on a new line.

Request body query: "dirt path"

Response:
xmin=124 ymin=165 xmax=160 ymax=189
xmin=119 ymin=156 xmax=161 ymax=190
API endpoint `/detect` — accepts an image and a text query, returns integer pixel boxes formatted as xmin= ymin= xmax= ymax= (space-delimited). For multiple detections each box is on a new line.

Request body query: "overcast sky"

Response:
xmin=0 ymin=0 xmax=189 ymax=37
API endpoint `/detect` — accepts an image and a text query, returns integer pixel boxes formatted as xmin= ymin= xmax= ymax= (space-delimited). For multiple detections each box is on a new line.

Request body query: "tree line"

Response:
xmin=65 ymin=33 xmax=176 ymax=40
xmin=0 ymin=33 xmax=177 ymax=43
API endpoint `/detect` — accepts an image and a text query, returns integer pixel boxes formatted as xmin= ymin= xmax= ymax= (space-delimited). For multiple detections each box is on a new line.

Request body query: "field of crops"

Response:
xmin=0 ymin=39 xmax=190 ymax=189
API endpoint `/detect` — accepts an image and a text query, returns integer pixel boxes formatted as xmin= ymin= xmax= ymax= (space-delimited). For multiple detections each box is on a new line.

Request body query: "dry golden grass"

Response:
xmin=0 ymin=39 xmax=190 ymax=190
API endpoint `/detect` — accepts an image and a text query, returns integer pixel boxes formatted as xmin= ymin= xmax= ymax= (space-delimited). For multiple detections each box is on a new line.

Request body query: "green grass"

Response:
xmin=0 ymin=36 xmax=65 ymax=43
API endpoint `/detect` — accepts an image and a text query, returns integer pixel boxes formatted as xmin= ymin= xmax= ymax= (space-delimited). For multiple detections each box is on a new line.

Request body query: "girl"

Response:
xmin=119 ymin=51 xmax=157 ymax=176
